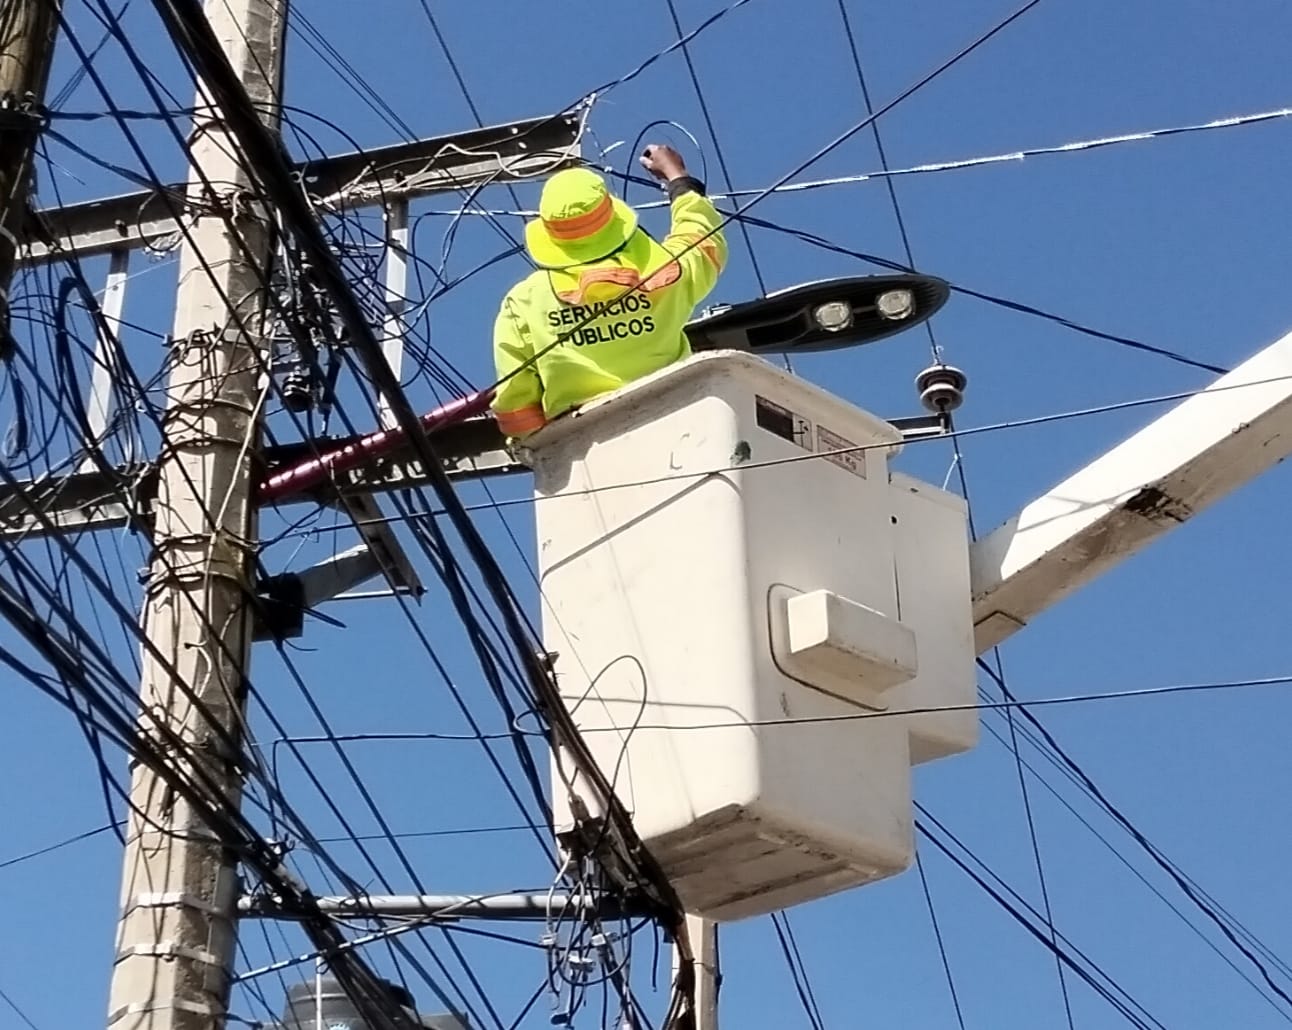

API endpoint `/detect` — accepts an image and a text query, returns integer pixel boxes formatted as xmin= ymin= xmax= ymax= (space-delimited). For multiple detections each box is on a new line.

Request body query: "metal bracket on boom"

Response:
xmin=887 ymin=413 xmax=950 ymax=441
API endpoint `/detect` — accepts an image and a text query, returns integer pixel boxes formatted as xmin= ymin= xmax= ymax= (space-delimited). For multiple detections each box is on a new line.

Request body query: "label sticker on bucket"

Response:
xmin=755 ymin=395 xmax=812 ymax=451
xmin=817 ymin=425 xmax=866 ymax=478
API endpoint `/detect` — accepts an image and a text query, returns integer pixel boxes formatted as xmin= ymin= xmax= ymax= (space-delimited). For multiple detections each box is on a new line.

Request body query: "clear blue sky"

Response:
xmin=4 ymin=0 xmax=1292 ymax=1027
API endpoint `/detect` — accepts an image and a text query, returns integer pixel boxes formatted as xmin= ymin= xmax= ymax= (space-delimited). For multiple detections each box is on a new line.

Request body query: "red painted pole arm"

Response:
xmin=258 ymin=389 xmax=497 ymax=504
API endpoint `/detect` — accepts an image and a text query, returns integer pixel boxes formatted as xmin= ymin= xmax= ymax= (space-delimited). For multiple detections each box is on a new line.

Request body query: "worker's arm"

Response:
xmin=641 ymin=145 xmax=728 ymax=305
xmin=491 ymin=291 xmax=547 ymax=438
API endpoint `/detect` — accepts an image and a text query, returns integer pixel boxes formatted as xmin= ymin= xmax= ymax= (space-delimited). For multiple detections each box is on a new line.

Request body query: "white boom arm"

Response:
xmin=971 ymin=327 xmax=1292 ymax=653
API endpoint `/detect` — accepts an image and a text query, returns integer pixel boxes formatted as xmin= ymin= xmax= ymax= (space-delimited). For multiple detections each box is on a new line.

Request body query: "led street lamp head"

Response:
xmin=812 ymin=301 xmax=854 ymax=332
xmin=684 ymin=273 xmax=949 ymax=355
xmin=876 ymin=289 xmax=915 ymax=321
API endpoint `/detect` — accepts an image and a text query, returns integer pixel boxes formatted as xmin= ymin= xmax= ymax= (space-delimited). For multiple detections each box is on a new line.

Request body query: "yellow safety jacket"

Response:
xmin=491 ymin=187 xmax=728 ymax=437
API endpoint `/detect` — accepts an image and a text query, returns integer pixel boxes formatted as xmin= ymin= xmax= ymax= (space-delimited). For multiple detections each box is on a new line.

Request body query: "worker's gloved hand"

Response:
xmin=640 ymin=144 xmax=688 ymax=183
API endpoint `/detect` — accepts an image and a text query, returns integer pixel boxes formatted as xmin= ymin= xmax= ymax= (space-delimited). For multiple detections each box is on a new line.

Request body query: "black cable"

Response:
xmin=0 ymin=985 xmax=42 ymax=1030
xmin=37 ymin=8 xmax=1111 ymax=1028
xmin=994 ymin=654 xmax=1076 ymax=1025
xmin=0 ymin=822 xmax=118 ymax=869
xmin=736 ymin=210 xmax=1229 ymax=375
xmin=978 ymin=657 xmax=1292 ymax=1010
xmin=478 ymin=0 xmax=1061 ymax=395
xmin=992 ymin=692 xmax=1292 ymax=990
xmin=286 ymin=1 xmax=417 ymax=140
xmin=48 ymin=0 xmax=131 ymax=109
xmin=949 ymin=441 xmax=1075 ymax=1027
xmin=988 ymin=689 xmax=1292 ymax=986
xmin=0 ymin=539 xmax=324 ymax=863
xmin=405 ymin=3 xmax=556 ymax=280
xmin=32 ymin=16 xmax=552 ymax=1018
xmin=770 ymin=912 xmax=826 ymax=1030
xmin=661 ymin=0 xmax=769 ymax=299
xmin=583 ymin=0 xmax=758 ymax=101
xmin=833 ymin=0 xmax=938 ymax=364
xmin=918 ymin=809 xmax=1166 ymax=1029
xmin=148 ymin=0 xmax=683 ymax=930
xmin=914 ymin=851 xmax=967 ymax=1029
xmin=0 ymin=349 xmax=402 ymax=905
xmin=64 ymin=0 xmax=543 ymax=906
xmin=214 ymin=99 xmax=579 ymax=848
xmin=976 ymin=696 xmax=1292 ymax=1018
xmin=63 ymin=40 xmax=560 ymax=1018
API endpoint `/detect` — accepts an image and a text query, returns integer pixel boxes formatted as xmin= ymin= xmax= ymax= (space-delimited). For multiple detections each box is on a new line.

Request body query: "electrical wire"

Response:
xmin=263 ymin=366 xmax=1290 ymax=530
xmin=54 ymin=6 xmax=661 ymax=1018
xmin=477 ymin=0 xmax=1057 ymax=399
xmin=270 ymin=670 xmax=1292 ymax=744
xmin=832 ymin=0 xmax=940 ymax=363
xmin=978 ymin=658 xmax=1292 ymax=1011
xmin=974 ymin=697 xmax=1292 ymax=1019
xmin=69 ymin=6 xmax=565 ymax=982
xmin=735 ymin=209 xmax=1228 ymax=374
xmin=147 ymin=0 xmax=685 ymax=937
xmin=15 ymin=0 xmax=1276 ymax=1018
xmin=0 ymin=822 xmax=118 ymax=870
xmin=0 ymin=985 xmax=42 ymax=1030
xmin=917 ymin=807 xmax=1167 ymax=1029
xmin=946 ymin=408 xmax=1075 ymax=1026
xmin=914 ymin=851 xmax=967 ymax=1030
xmin=30 ymin=28 xmax=514 ymax=1023
xmin=770 ymin=912 xmax=827 ymax=1030
xmin=0 ymin=579 xmax=422 ymax=1030
xmin=661 ymin=0 xmax=771 ymax=300
xmin=585 ymin=104 xmax=1292 ymax=207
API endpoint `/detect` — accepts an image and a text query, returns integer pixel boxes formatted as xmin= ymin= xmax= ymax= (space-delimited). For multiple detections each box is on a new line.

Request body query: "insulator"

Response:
xmin=915 ymin=363 xmax=967 ymax=414
xmin=281 ymin=369 xmax=315 ymax=413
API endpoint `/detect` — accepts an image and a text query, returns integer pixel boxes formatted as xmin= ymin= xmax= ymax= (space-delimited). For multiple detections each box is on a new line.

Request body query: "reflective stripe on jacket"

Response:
xmin=491 ymin=189 xmax=728 ymax=437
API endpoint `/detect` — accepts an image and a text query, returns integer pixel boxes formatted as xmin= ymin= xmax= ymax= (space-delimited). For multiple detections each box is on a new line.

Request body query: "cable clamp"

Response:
xmin=108 ymin=998 xmax=217 ymax=1024
xmin=117 ymin=941 xmax=226 ymax=968
xmin=132 ymin=890 xmax=226 ymax=916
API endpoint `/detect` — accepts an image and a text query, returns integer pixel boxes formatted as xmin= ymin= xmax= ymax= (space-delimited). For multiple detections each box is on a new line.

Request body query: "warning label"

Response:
xmin=755 ymin=395 xmax=812 ymax=451
xmin=817 ymin=425 xmax=866 ymax=479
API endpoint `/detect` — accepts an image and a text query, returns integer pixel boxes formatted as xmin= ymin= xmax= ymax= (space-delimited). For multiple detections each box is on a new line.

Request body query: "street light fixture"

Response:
xmin=685 ymin=273 xmax=948 ymax=355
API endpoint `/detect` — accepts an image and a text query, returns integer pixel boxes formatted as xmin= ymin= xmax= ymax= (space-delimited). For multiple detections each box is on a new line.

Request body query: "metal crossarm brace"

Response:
xmin=238 ymin=891 xmax=643 ymax=922
xmin=23 ymin=112 xmax=584 ymax=263
xmin=0 ymin=403 xmax=946 ymax=541
xmin=12 ymin=112 xmax=579 ymax=624
xmin=0 ymin=413 xmax=520 ymax=540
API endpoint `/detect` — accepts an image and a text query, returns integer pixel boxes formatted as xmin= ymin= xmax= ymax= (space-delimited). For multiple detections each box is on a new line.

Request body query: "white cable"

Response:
xmin=415 ymin=103 xmax=1292 ymax=220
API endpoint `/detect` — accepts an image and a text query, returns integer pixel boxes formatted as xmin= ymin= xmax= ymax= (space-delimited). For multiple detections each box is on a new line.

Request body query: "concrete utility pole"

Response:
xmin=0 ymin=0 xmax=61 ymax=354
xmin=689 ymin=917 xmax=719 ymax=1030
xmin=672 ymin=916 xmax=719 ymax=1030
xmin=105 ymin=0 xmax=285 ymax=1026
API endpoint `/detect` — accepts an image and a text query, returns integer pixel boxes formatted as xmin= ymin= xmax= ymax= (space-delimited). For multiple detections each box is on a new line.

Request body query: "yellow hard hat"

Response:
xmin=524 ymin=168 xmax=639 ymax=269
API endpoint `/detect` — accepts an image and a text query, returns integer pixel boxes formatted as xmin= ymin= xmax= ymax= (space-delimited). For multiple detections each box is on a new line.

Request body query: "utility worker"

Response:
xmin=490 ymin=144 xmax=728 ymax=438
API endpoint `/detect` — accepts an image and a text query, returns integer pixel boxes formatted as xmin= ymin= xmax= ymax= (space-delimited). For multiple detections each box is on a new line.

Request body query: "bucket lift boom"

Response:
xmin=971 ymin=327 xmax=1292 ymax=652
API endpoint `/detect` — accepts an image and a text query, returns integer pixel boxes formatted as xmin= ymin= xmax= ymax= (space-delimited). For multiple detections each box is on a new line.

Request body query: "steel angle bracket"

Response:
xmin=252 ymin=490 xmax=423 ymax=642
xmin=0 ymin=462 xmax=156 ymax=540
